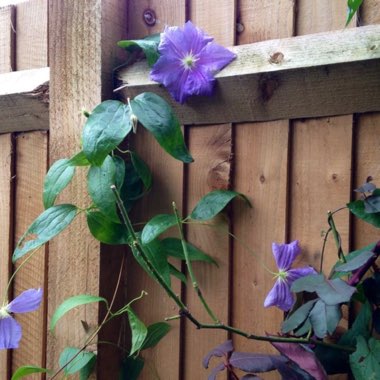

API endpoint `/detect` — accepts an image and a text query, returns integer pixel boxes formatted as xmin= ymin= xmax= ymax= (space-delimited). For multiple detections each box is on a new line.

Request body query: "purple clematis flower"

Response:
xmin=0 ymin=288 xmax=43 ymax=349
xmin=150 ymin=21 xmax=236 ymax=104
xmin=264 ymin=241 xmax=317 ymax=311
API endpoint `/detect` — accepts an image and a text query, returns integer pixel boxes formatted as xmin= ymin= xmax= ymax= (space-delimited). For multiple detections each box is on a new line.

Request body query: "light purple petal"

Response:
xmin=287 ymin=267 xmax=318 ymax=286
xmin=264 ymin=280 xmax=294 ymax=311
xmin=0 ymin=317 xmax=22 ymax=349
xmin=197 ymin=42 xmax=236 ymax=74
xmin=8 ymin=288 xmax=43 ymax=314
xmin=183 ymin=21 xmax=213 ymax=54
xmin=272 ymin=241 xmax=300 ymax=271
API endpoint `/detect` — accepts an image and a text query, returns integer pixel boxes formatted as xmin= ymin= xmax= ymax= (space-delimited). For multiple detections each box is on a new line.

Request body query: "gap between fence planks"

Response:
xmin=118 ymin=24 xmax=380 ymax=125
xmin=124 ymin=2 xmax=185 ymax=379
xmin=0 ymin=68 xmax=49 ymax=134
xmin=182 ymin=2 xmax=235 ymax=379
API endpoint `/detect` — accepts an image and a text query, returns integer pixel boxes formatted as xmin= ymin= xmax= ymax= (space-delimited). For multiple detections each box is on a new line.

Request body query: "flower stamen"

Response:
xmin=181 ymin=52 xmax=198 ymax=70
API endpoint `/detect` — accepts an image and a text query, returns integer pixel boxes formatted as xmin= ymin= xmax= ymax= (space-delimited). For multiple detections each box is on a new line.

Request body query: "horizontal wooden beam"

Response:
xmin=117 ymin=25 xmax=380 ymax=125
xmin=0 ymin=67 xmax=49 ymax=133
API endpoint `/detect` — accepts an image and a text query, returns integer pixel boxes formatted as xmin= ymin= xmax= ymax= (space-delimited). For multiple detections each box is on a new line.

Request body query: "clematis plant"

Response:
xmin=0 ymin=288 xmax=43 ymax=349
xmin=150 ymin=21 xmax=236 ymax=103
xmin=264 ymin=241 xmax=317 ymax=311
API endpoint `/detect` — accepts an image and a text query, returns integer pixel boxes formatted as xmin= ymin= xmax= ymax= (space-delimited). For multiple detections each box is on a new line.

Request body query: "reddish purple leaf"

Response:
xmin=271 ymin=342 xmax=327 ymax=380
xmin=241 ymin=375 xmax=262 ymax=380
xmin=207 ymin=362 xmax=225 ymax=380
xmin=229 ymin=352 xmax=285 ymax=372
xmin=203 ymin=340 xmax=233 ymax=368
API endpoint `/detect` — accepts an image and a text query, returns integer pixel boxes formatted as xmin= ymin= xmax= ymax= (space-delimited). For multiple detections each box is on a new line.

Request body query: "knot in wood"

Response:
xmin=269 ymin=52 xmax=284 ymax=64
xmin=143 ymin=9 xmax=156 ymax=26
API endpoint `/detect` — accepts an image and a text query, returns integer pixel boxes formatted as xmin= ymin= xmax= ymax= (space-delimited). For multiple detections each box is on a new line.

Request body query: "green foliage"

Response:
xmin=350 ymin=336 xmax=380 ymax=379
xmin=141 ymin=322 xmax=171 ymax=350
xmin=117 ymin=34 xmax=160 ymax=66
xmin=347 ymin=198 xmax=380 ymax=228
xmin=120 ymin=356 xmax=145 ymax=380
xmin=59 ymin=347 xmax=96 ymax=378
xmin=127 ymin=307 xmax=148 ymax=357
xmin=346 ymin=0 xmax=363 ymax=26
xmin=82 ymin=100 xmax=131 ymax=166
xmin=141 ymin=214 xmax=177 ymax=244
xmin=11 ymin=366 xmax=49 ymax=380
xmin=130 ymin=151 xmax=152 ymax=191
xmin=51 ymin=294 xmax=107 ymax=331
xmin=87 ymin=155 xmax=120 ymax=222
xmin=130 ymin=92 xmax=193 ymax=163
xmin=13 ymin=204 xmax=78 ymax=262
xmin=190 ymin=190 xmax=251 ymax=221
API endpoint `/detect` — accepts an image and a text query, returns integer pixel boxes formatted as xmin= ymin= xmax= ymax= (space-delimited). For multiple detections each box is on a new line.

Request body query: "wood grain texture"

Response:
xmin=353 ymin=0 xmax=380 ymax=249
xmin=118 ymin=25 xmax=380 ymax=125
xmin=232 ymin=4 xmax=294 ymax=379
xmin=12 ymin=132 xmax=48 ymax=378
xmin=15 ymin=0 xmax=48 ymax=70
xmin=183 ymin=3 xmax=235 ymax=379
xmin=125 ymin=1 xmax=185 ymax=379
xmin=0 ymin=68 xmax=49 ymax=134
xmin=48 ymin=1 xmax=127 ymax=377
xmin=0 ymin=133 xmax=14 ymax=380
xmin=0 ymin=5 xmax=15 ymax=73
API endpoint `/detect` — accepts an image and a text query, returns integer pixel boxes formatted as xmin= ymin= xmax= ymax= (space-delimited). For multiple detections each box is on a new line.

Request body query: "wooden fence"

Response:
xmin=0 ymin=0 xmax=380 ymax=379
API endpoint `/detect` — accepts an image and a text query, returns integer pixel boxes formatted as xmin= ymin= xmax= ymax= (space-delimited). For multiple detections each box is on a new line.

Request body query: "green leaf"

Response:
xmin=350 ymin=336 xmax=380 ymax=380
xmin=131 ymin=92 xmax=193 ymax=163
xmin=117 ymin=34 xmax=160 ymax=66
xmin=13 ymin=204 xmax=77 ymax=262
xmin=141 ymin=214 xmax=177 ymax=244
xmin=291 ymin=274 xmax=325 ymax=293
xmin=86 ymin=211 xmax=130 ymax=244
xmin=59 ymin=347 xmax=96 ymax=375
xmin=141 ymin=322 xmax=171 ymax=350
xmin=87 ymin=155 xmax=119 ymax=223
xmin=339 ymin=301 xmax=371 ymax=346
xmin=79 ymin=355 xmax=96 ymax=380
xmin=120 ymin=356 xmax=144 ymax=380
xmin=130 ymin=151 xmax=152 ymax=191
xmin=113 ymin=155 xmax=126 ymax=190
xmin=69 ymin=151 xmax=90 ymax=166
xmin=161 ymin=237 xmax=217 ymax=265
xmin=169 ymin=263 xmax=187 ymax=283
xmin=43 ymin=159 xmax=76 ymax=208
xmin=364 ymin=195 xmax=380 ymax=213
xmin=309 ymin=300 xmax=341 ymax=338
xmin=346 ymin=0 xmax=363 ymax=26
xmin=334 ymin=251 xmax=373 ymax=272
xmin=282 ymin=300 xmax=317 ymax=333
xmin=120 ymin=161 xmax=145 ymax=211
xmin=347 ymin=199 xmax=380 ymax=228
xmin=82 ymin=100 xmax=131 ymax=166
xmin=127 ymin=307 xmax=148 ymax=356
xmin=190 ymin=190 xmax=251 ymax=220
xmin=11 ymin=366 xmax=49 ymax=380
xmin=51 ymin=294 xmax=107 ymax=331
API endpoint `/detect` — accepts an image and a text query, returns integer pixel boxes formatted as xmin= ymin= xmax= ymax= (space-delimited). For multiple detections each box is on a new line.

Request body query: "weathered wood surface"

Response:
xmin=0 ymin=68 xmax=49 ymax=133
xmin=15 ymin=0 xmax=48 ymax=70
xmin=118 ymin=25 xmax=380 ymax=125
xmin=125 ymin=2 xmax=185 ymax=379
xmin=12 ymin=131 xmax=48 ymax=377
xmin=0 ymin=5 xmax=15 ymax=73
xmin=183 ymin=2 xmax=235 ymax=379
xmin=48 ymin=1 xmax=127 ymax=378
xmin=0 ymin=134 xmax=14 ymax=379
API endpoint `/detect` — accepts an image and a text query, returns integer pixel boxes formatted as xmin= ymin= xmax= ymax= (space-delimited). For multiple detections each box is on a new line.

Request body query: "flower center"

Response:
xmin=181 ymin=52 xmax=198 ymax=70
xmin=0 ymin=304 xmax=10 ymax=319
xmin=275 ymin=269 xmax=288 ymax=282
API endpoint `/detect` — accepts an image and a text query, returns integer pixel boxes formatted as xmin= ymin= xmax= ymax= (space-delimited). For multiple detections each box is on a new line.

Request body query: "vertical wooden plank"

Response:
xmin=232 ymin=3 xmax=294 ymax=374
xmin=293 ymin=3 xmax=353 ymax=276
xmin=0 ymin=5 xmax=15 ymax=73
xmin=0 ymin=133 xmax=14 ymax=380
xmin=182 ymin=2 xmax=235 ymax=380
xmin=125 ymin=2 xmax=185 ymax=379
xmin=15 ymin=0 xmax=48 ymax=70
xmin=353 ymin=0 xmax=380 ymax=248
xmin=48 ymin=1 xmax=127 ymax=377
xmin=12 ymin=132 xmax=48 ymax=377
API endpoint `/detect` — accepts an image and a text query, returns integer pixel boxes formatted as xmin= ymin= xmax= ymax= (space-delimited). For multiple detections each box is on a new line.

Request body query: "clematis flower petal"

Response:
xmin=264 ymin=279 xmax=295 ymax=311
xmin=287 ymin=267 xmax=318 ymax=286
xmin=272 ymin=241 xmax=300 ymax=271
xmin=0 ymin=317 xmax=22 ymax=349
xmin=8 ymin=288 xmax=43 ymax=314
xmin=150 ymin=21 xmax=236 ymax=103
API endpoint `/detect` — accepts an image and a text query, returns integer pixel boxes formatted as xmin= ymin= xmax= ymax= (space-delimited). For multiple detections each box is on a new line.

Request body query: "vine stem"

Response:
xmin=327 ymin=210 xmax=346 ymax=262
xmin=50 ymin=253 xmax=126 ymax=379
xmin=172 ymin=202 xmax=220 ymax=323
